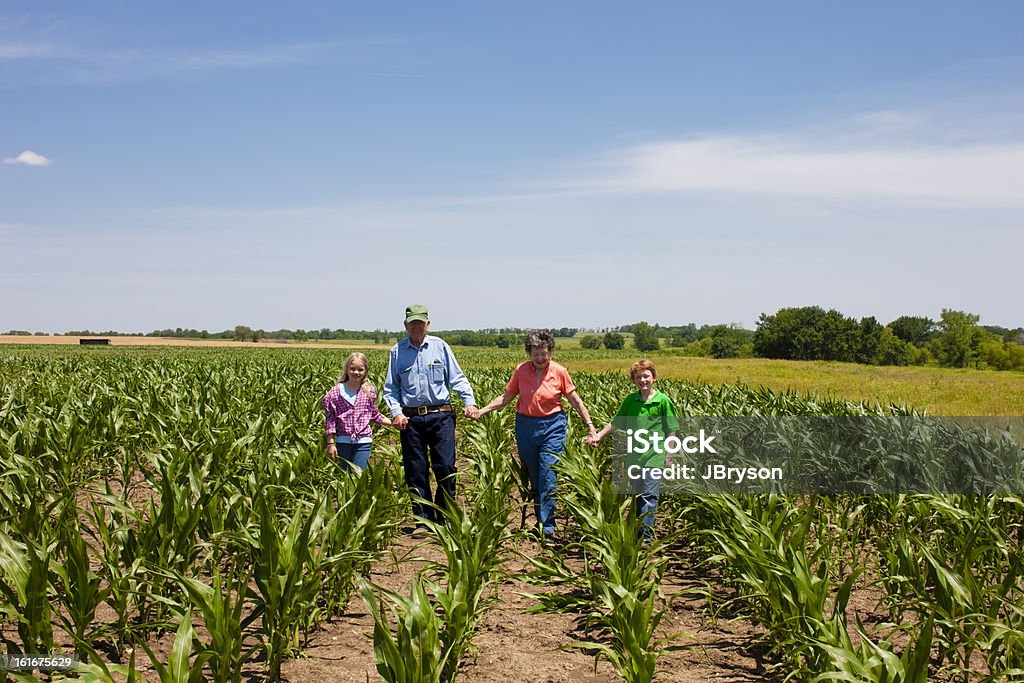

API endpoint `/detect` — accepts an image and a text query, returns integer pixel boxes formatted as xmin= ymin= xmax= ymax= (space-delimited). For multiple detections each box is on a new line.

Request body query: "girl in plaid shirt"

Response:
xmin=323 ymin=352 xmax=393 ymax=470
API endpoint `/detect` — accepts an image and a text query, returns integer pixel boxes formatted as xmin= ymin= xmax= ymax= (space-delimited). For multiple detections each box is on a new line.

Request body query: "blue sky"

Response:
xmin=2 ymin=1 xmax=1023 ymax=333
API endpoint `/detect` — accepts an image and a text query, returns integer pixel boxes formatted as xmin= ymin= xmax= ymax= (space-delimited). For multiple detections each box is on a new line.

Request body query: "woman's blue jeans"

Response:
xmin=515 ymin=411 xmax=567 ymax=535
xmin=337 ymin=442 xmax=372 ymax=471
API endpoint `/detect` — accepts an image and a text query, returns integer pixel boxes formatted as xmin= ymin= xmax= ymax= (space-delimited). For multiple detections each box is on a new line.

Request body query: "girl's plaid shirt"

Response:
xmin=323 ymin=384 xmax=387 ymax=441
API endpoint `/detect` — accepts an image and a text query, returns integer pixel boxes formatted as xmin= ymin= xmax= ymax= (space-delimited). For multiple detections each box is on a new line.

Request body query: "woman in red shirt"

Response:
xmin=478 ymin=330 xmax=598 ymax=540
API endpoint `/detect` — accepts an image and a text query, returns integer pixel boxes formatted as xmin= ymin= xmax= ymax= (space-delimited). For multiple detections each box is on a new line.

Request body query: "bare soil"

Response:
xmin=279 ymin=531 xmax=778 ymax=683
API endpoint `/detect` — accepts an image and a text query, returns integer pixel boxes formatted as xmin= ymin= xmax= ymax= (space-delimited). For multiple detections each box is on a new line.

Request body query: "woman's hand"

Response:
xmin=479 ymin=390 xmax=516 ymax=418
xmin=587 ymin=423 xmax=615 ymax=447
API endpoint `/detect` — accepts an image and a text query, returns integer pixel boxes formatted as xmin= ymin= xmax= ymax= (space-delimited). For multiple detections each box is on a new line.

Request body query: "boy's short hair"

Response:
xmin=630 ymin=359 xmax=657 ymax=380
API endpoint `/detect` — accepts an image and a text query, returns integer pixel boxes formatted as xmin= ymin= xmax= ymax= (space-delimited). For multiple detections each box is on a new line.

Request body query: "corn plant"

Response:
xmin=526 ymin=438 xmax=686 ymax=682
xmin=686 ymin=495 xmax=863 ymax=676
xmin=813 ymin=617 xmax=934 ymax=683
xmin=170 ymin=566 xmax=260 ymax=683
xmin=139 ymin=610 xmax=212 ymax=683
xmin=246 ymin=493 xmax=327 ymax=682
xmin=85 ymin=489 xmax=146 ymax=651
xmin=424 ymin=492 xmax=513 ymax=680
xmin=359 ymin=576 xmax=445 ymax=683
xmin=317 ymin=461 xmax=404 ymax=616
xmin=873 ymin=495 xmax=1024 ymax=680
xmin=50 ymin=512 xmax=111 ymax=661
xmin=0 ymin=529 xmax=55 ymax=656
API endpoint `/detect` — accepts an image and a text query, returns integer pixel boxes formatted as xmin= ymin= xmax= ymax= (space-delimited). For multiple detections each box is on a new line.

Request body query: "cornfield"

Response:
xmin=0 ymin=346 xmax=1021 ymax=682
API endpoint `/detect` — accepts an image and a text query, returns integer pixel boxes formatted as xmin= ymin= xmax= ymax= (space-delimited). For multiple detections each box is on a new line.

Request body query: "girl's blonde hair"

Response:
xmin=340 ymin=352 xmax=371 ymax=385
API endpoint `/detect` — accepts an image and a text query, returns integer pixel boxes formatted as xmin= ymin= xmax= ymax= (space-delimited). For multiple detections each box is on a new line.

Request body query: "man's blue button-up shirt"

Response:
xmin=383 ymin=335 xmax=476 ymax=418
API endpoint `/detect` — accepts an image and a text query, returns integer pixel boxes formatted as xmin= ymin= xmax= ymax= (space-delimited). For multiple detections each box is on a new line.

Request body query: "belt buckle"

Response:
xmin=416 ymin=406 xmax=429 ymax=416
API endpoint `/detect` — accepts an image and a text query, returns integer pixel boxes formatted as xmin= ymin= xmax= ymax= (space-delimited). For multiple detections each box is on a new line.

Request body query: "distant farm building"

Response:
xmin=79 ymin=338 xmax=110 ymax=346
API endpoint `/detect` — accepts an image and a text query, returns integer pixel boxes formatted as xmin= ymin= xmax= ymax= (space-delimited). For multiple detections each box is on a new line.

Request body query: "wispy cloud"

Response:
xmin=850 ymin=110 xmax=929 ymax=133
xmin=102 ymin=42 xmax=332 ymax=72
xmin=0 ymin=42 xmax=61 ymax=59
xmin=4 ymin=150 xmax=53 ymax=166
xmin=0 ymin=38 xmax=400 ymax=85
xmin=571 ymin=134 xmax=1024 ymax=207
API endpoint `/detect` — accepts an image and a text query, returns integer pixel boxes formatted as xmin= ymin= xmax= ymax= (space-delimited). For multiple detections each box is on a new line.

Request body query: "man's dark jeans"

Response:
xmin=400 ymin=410 xmax=456 ymax=523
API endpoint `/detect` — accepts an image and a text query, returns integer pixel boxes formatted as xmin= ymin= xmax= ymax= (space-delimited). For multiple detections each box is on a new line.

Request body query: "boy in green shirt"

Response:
xmin=588 ymin=359 xmax=680 ymax=537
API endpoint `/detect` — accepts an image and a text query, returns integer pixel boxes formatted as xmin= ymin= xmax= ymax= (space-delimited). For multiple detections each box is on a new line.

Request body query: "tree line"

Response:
xmin=10 ymin=312 xmax=1022 ymax=372
xmin=565 ymin=308 xmax=1024 ymax=372
xmin=752 ymin=307 xmax=1024 ymax=371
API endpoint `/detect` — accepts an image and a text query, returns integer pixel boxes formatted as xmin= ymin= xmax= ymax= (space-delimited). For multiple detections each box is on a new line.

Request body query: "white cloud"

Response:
xmin=3 ymin=150 xmax=53 ymax=166
xmin=574 ymin=135 xmax=1024 ymax=207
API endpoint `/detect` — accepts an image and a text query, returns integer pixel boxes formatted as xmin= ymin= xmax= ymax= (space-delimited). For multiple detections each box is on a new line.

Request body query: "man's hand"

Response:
xmin=393 ymin=414 xmax=409 ymax=430
xmin=463 ymin=405 xmax=480 ymax=420
xmin=327 ymin=443 xmax=338 ymax=458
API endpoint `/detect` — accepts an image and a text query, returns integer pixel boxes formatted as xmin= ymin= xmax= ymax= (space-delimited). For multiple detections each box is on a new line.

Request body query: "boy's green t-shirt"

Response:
xmin=613 ymin=390 xmax=681 ymax=466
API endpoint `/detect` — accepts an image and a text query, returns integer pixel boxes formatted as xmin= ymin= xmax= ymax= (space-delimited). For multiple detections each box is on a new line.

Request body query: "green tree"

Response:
xmin=602 ymin=332 xmax=625 ymax=350
xmin=707 ymin=325 xmax=753 ymax=359
xmin=233 ymin=325 xmax=254 ymax=342
xmin=931 ymin=309 xmax=984 ymax=368
xmin=632 ymin=321 xmax=660 ymax=352
xmin=872 ymin=328 xmax=913 ymax=366
xmin=817 ymin=310 xmax=861 ymax=362
xmin=856 ymin=317 xmax=885 ymax=364
xmin=754 ymin=306 xmax=827 ymax=360
xmin=888 ymin=315 xmax=936 ymax=346
xmin=579 ymin=334 xmax=603 ymax=349
xmin=754 ymin=306 xmax=865 ymax=361
xmin=683 ymin=337 xmax=713 ymax=357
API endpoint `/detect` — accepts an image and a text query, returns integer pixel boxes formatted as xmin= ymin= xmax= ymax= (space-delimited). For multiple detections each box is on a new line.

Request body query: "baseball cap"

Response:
xmin=405 ymin=304 xmax=429 ymax=323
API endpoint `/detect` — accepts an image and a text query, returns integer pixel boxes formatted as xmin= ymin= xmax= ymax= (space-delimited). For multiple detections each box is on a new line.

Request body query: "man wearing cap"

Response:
xmin=384 ymin=304 xmax=479 ymax=533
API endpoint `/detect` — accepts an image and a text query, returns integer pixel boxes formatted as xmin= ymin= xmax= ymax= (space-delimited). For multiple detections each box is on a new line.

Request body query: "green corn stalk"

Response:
xmin=690 ymin=495 xmax=864 ymax=676
xmin=318 ymin=462 xmax=404 ymax=617
xmin=68 ymin=648 xmax=139 ymax=683
xmin=171 ymin=565 xmax=260 ymax=683
xmin=813 ymin=617 xmax=933 ymax=683
xmin=248 ymin=494 xmax=326 ymax=682
xmin=50 ymin=515 xmax=111 ymax=661
xmin=872 ymin=494 xmax=1024 ymax=678
xmin=0 ymin=529 xmax=55 ymax=655
xmin=85 ymin=490 xmax=145 ymax=652
xmin=524 ymin=439 xmax=687 ymax=682
xmin=424 ymin=495 xmax=511 ymax=681
xmin=139 ymin=610 xmax=212 ymax=683
xmin=359 ymin=576 xmax=444 ymax=683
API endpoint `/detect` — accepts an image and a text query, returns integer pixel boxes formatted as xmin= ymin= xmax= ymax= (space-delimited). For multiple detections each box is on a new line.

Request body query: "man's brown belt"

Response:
xmin=402 ymin=404 xmax=453 ymax=416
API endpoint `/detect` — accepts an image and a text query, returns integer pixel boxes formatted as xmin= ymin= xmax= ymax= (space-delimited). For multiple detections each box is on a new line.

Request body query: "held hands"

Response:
xmin=463 ymin=405 xmax=481 ymax=420
xmin=585 ymin=432 xmax=603 ymax=447
xmin=393 ymin=414 xmax=409 ymax=431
